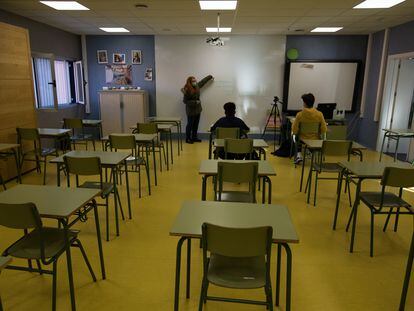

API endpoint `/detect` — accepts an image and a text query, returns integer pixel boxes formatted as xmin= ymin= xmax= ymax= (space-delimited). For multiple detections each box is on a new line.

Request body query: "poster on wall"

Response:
xmin=132 ymin=50 xmax=142 ymax=64
xmin=105 ymin=65 xmax=132 ymax=85
xmin=113 ymin=53 xmax=125 ymax=64
xmin=97 ymin=50 xmax=108 ymax=64
xmin=144 ymin=68 xmax=153 ymax=81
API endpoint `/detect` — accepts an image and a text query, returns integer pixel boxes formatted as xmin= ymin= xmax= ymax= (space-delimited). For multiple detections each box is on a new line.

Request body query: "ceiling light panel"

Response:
xmin=99 ymin=27 xmax=130 ymax=32
xmin=199 ymin=1 xmax=237 ymax=10
xmin=206 ymin=27 xmax=232 ymax=32
xmin=311 ymin=27 xmax=343 ymax=32
xmin=353 ymin=0 xmax=406 ymax=9
xmin=39 ymin=1 xmax=89 ymax=10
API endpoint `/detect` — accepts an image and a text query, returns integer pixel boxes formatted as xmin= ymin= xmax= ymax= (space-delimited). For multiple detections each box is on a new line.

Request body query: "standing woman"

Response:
xmin=181 ymin=75 xmax=213 ymax=143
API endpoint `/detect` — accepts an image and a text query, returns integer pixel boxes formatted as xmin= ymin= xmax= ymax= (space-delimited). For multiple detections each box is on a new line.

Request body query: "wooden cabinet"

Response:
xmin=99 ymin=90 xmax=149 ymax=136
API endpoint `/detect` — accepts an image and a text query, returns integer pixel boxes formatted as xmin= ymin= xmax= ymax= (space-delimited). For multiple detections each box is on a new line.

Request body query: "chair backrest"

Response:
xmin=224 ymin=139 xmax=253 ymax=157
xmin=63 ymin=118 xmax=83 ymax=129
xmin=298 ymin=122 xmax=321 ymax=138
xmin=381 ymin=167 xmax=414 ymax=188
xmin=64 ymin=156 xmax=102 ymax=176
xmin=326 ymin=125 xmax=347 ymax=140
xmin=16 ymin=128 xmax=40 ymax=142
xmin=202 ymin=223 xmax=272 ymax=258
xmin=321 ymin=140 xmax=352 ymax=157
xmin=0 ymin=202 xmax=41 ymax=230
xmin=136 ymin=123 xmax=158 ymax=134
xmin=217 ymin=161 xmax=258 ymax=184
xmin=109 ymin=134 xmax=136 ymax=151
xmin=215 ymin=127 xmax=240 ymax=139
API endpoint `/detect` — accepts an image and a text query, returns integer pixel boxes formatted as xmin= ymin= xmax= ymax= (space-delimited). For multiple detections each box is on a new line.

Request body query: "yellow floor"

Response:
xmin=0 ymin=141 xmax=413 ymax=311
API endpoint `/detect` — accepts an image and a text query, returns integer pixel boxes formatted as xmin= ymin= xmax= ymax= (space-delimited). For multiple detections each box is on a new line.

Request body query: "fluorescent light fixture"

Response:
xmin=100 ymin=27 xmax=130 ymax=33
xmin=39 ymin=1 xmax=89 ymax=10
xmin=199 ymin=1 xmax=237 ymax=10
xmin=353 ymin=0 xmax=406 ymax=9
xmin=311 ymin=27 xmax=343 ymax=33
xmin=206 ymin=27 xmax=232 ymax=33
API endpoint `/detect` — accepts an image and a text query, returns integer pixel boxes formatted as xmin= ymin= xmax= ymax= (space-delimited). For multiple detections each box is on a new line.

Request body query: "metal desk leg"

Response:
xmin=394 ymin=136 xmax=400 ymax=162
xmin=57 ymin=163 xmax=61 ymax=187
xmin=113 ymin=167 xmax=120 ymax=236
xmin=12 ymin=148 xmax=21 ymax=183
xmin=262 ymin=177 xmax=266 ymax=204
xmin=275 ymin=243 xmax=282 ymax=306
xmin=170 ymin=130 xmax=174 ymax=164
xmin=92 ymin=199 xmax=106 ymax=279
xmin=306 ymin=151 xmax=315 ymax=203
xmin=174 ymin=237 xmax=188 ymax=311
xmin=208 ymin=133 xmax=213 ymax=159
xmin=152 ymin=140 xmax=157 ymax=185
xmin=125 ymin=160 xmax=132 ymax=219
xmin=349 ymin=179 xmax=362 ymax=253
xmin=164 ymin=132 xmax=170 ymax=171
xmin=299 ymin=146 xmax=307 ymax=192
xmin=201 ymin=176 xmax=208 ymax=200
xmin=263 ymin=176 xmax=272 ymax=204
xmin=380 ymin=132 xmax=388 ymax=161
xmin=61 ymin=218 xmax=76 ymax=311
xmin=399 ymin=231 xmax=414 ymax=311
xmin=144 ymin=144 xmax=151 ymax=195
xmin=179 ymin=121 xmax=183 ymax=152
xmin=333 ymin=169 xmax=344 ymax=230
xmin=186 ymin=239 xmax=191 ymax=298
xmin=281 ymin=243 xmax=292 ymax=311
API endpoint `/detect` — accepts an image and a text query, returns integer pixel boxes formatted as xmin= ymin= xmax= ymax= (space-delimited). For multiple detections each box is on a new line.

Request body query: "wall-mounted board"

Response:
xmin=283 ymin=61 xmax=361 ymax=112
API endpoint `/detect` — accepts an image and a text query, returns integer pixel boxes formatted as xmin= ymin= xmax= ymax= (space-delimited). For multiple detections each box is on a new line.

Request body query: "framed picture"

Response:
xmin=144 ymin=67 xmax=153 ymax=81
xmin=97 ymin=50 xmax=108 ymax=64
xmin=131 ymin=50 xmax=142 ymax=64
xmin=105 ymin=65 xmax=132 ymax=85
xmin=113 ymin=53 xmax=125 ymax=64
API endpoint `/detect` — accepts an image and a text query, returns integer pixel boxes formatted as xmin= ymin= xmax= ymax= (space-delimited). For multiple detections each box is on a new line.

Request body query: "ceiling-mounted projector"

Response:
xmin=206 ymin=36 xmax=224 ymax=46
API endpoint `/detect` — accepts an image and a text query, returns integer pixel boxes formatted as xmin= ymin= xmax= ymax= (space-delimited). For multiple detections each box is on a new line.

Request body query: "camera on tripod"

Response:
xmin=273 ymin=96 xmax=280 ymax=104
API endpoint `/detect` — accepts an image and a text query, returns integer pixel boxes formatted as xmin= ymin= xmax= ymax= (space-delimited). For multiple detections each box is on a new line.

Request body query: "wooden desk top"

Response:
xmin=50 ymin=150 xmax=130 ymax=166
xmin=170 ymin=200 xmax=299 ymax=244
xmin=0 ymin=143 xmax=19 ymax=152
xmin=0 ymin=185 xmax=100 ymax=219
xmin=38 ymin=128 xmax=71 ymax=137
xmin=339 ymin=161 xmax=413 ymax=178
xmin=199 ymin=160 xmax=276 ymax=176
xmin=301 ymin=139 xmax=366 ymax=150
xmin=214 ymin=138 xmax=269 ymax=148
xmin=102 ymin=133 xmax=157 ymax=142
xmin=382 ymin=128 xmax=414 ymax=136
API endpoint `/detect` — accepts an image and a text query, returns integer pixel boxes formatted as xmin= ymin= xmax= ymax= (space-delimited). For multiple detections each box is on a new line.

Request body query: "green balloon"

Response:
xmin=286 ymin=48 xmax=299 ymax=60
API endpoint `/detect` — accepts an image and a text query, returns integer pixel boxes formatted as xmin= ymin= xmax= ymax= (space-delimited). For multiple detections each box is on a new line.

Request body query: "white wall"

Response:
xmin=155 ymin=35 xmax=286 ymax=133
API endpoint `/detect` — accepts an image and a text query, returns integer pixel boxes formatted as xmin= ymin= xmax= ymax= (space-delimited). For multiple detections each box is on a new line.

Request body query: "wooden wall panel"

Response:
xmin=0 ymin=21 xmax=37 ymax=181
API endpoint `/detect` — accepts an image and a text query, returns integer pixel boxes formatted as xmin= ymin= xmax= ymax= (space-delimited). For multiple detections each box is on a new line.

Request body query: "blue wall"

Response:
xmin=286 ymin=35 xmax=368 ymax=140
xmin=388 ymin=20 xmax=414 ymax=55
xmin=86 ymin=35 xmax=156 ymax=119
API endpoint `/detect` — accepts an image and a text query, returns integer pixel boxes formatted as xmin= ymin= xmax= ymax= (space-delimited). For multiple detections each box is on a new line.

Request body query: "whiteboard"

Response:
xmin=287 ymin=62 xmax=358 ymax=111
xmin=155 ymin=35 xmax=286 ymax=134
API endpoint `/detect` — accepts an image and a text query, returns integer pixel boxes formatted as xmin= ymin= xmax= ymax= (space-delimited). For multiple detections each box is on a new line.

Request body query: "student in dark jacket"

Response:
xmin=181 ymin=75 xmax=214 ymax=144
xmin=210 ymin=102 xmax=250 ymax=136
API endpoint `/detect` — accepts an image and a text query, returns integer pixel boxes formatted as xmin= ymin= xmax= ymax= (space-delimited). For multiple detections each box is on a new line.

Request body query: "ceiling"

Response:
xmin=1 ymin=0 xmax=414 ymax=35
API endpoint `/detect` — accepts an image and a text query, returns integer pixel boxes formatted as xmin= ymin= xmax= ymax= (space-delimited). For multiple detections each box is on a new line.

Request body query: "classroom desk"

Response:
xmin=379 ymin=129 xmax=414 ymax=162
xmin=338 ymin=161 xmax=412 ymax=254
xmin=0 ymin=185 xmax=104 ymax=311
xmin=0 ymin=256 xmax=12 ymax=311
xmin=146 ymin=116 xmax=183 ymax=155
xmin=50 ymin=150 xmax=132 ymax=234
xmin=0 ymin=143 xmax=21 ymax=183
xmin=199 ymin=159 xmax=276 ymax=203
xmin=170 ymin=200 xmax=299 ymax=311
xmin=38 ymin=128 xmax=72 ymax=152
xmin=102 ymin=133 xmax=158 ymax=186
xmin=213 ymin=138 xmax=269 ymax=160
xmin=300 ymin=139 xmax=367 ymax=203
xmin=60 ymin=119 xmax=103 ymax=140
xmin=400 ymin=207 xmax=413 ymax=311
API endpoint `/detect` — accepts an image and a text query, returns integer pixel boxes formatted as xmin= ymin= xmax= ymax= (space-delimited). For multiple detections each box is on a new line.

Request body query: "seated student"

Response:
xmin=210 ymin=102 xmax=251 ymax=159
xmin=210 ymin=102 xmax=250 ymax=136
xmin=292 ymin=93 xmax=327 ymax=164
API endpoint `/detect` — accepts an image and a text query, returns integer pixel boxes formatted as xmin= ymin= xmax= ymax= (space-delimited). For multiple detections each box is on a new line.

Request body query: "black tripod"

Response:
xmin=261 ymin=96 xmax=283 ymax=155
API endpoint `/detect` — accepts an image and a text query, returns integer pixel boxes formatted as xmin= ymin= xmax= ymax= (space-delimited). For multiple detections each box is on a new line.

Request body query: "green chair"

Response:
xmin=64 ymin=156 xmax=124 ymax=241
xmin=16 ymin=128 xmax=58 ymax=185
xmin=215 ymin=127 xmax=240 ymax=139
xmin=134 ymin=123 xmax=167 ymax=172
xmin=216 ymin=161 xmax=258 ymax=203
xmin=326 ymin=125 xmax=363 ymax=161
xmin=0 ymin=202 xmax=96 ymax=311
xmin=358 ymin=167 xmax=414 ymax=257
xmin=309 ymin=140 xmax=352 ymax=206
xmin=199 ymin=223 xmax=273 ymax=310
xmin=109 ymin=134 xmax=151 ymax=198
xmin=224 ymin=138 xmax=254 ymax=160
xmin=63 ymin=118 xmax=95 ymax=151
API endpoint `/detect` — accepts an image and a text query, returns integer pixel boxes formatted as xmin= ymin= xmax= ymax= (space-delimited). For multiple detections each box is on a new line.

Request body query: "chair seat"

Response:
xmin=6 ymin=228 xmax=79 ymax=259
xmin=207 ymin=254 xmax=266 ymax=289
xmin=216 ymin=191 xmax=255 ymax=203
xmin=360 ymin=192 xmax=412 ymax=210
xmin=313 ymin=162 xmax=342 ymax=173
xmin=79 ymin=181 xmax=113 ymax=198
